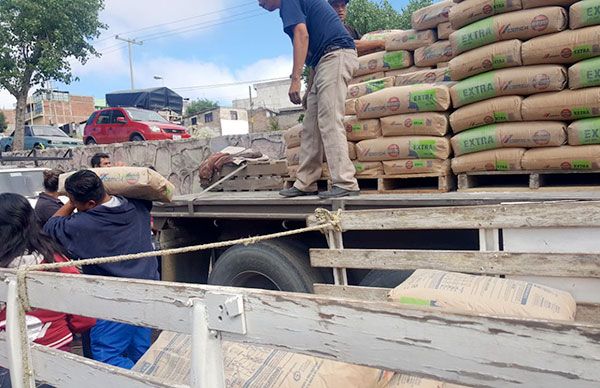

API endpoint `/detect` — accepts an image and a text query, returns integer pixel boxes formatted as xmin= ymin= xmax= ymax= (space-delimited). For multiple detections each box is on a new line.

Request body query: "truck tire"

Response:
xmin=359 ymin=270 xmax=414 ymax=288
xmin=208 ymin=240 xmax=322 ymax=293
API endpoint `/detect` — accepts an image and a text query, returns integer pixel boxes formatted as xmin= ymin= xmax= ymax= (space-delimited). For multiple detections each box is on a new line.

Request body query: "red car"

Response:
xmin=84 ymin=107 xmax=190 ymax=145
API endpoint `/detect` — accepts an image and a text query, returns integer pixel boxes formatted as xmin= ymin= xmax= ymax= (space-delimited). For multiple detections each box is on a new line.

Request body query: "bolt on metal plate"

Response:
xmin=205 ymin=293 xmax=247 ymax=335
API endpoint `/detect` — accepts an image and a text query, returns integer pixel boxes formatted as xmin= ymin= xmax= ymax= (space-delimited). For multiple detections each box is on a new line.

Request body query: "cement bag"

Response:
xmin=346 ymin=99 xmax=357 ymax=115
xmin=287 ymin=164 xmax=298 ymax=178
xmin=448 ymin=39 xmax=522 ymax=81
xmin=567 ymin=117 xmax=600 ymax=145
xmin=570 ymin=0 xmax=600 ymax=29
xmin=450 ymin=7 xmax=568 ymax=55
xmin=59 ymin=167 xmax=175 ymax=202
xmin=284 ymin=124 xmax=302 ymax=148
xmin=449 ymin=0 xmax=523 ymax=30
xmin=350 ymin=72 xmax=386 ymax=85
xmin=450 ymin=65 xmax=567 ymax=108
xmin=449 ymin=96 xmax=524 ymax=133
xmin=522 ymin=145 xmax=600 ymax=170
xmin=385 ymin=373 xmax=467 ymax=388
xmin=385 ymin=30 xmax=438 ymax=52
xmin=412 ymin=1 xmax=454 ymax=30
xmin=437 ymin=62 xmax=449 ymax=68
xmin=362 ymin=29 xmax=404 ymax=41
xmin=381 ymin=113 xmax=449 ymax=137
xmin=285 ymin=146 xmax=301 ymax=166
xmin=355 ymin=51 xmax=413 ymax=77
xmin=356 ymin=85 xmax=451 ymax=119
xmin=414 ymin=41 xmax=455 ymax=67
xmin=569 ymin=56 xmax=600 ymax=89
xmin=521 ymin=87 xmax=600 ymax=120
xmin=383 ymin=159 xmax=451 ymax=175
xmin=388 ymin=269 xmax=576 ymax=321
xmin=347 ymin=76 xmax=395 ymax=99
xmin=522 ymin=26 xmax=600 ymax=65
xmin=451 ymin=148 xmax=525 ymax=173
xmin=356 ymin=136 xmax=451 ymax=162
xmin=437 ymin=22 xmax=455 ymax=40
xmin=522 ymin=0 xmax=578 ymax=9
xmin=354 ymin=161 xmax=384 ymax=177
xmin=394 ymin=68 xmax=452 ymax=86
xmin=450 ymin=121 xmax=567 ymax=156
xmin=385 ymin=66 xmax=429 ymax=78
xmin=321 ymin=163 xmax=331 ymax=179
xmin=348 ymin=141 xmax=357 ymax=160
xmin=344 ymin=116 xmax=382 ymax=141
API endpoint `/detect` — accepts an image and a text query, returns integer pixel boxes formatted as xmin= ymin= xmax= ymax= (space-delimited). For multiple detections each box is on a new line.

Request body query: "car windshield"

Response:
xmin=31 ymin=126 xmax=69 ymax=138
xmin=125 ymin=109 xmax=169 ymax=123
xmin=0 ymin=170 xmax=45 ymax=198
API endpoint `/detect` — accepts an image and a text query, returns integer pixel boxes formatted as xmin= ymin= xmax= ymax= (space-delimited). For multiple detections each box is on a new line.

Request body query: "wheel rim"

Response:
xmin=230 ymin=271 xmax=280 ymax=291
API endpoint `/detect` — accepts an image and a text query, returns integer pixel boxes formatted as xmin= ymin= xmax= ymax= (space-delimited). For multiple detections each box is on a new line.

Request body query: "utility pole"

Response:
xmin=115 ymin=35 xmax=143 ymax=90
xmin=249 ymin=85 xmax=254 ymax=133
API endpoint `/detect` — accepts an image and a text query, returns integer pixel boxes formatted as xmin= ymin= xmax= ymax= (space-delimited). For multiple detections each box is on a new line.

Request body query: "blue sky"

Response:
xmin=0 ymin=0 xmax=412 ymax=108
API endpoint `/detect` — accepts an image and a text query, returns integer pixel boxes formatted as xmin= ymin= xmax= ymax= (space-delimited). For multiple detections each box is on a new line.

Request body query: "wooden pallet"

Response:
xmin=458 ymin=170 xmax=600 ymax=191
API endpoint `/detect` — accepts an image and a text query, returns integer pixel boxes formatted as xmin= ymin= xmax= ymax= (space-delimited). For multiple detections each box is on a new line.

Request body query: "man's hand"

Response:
xmin=53 ymin=201 xmax=77 ymax=218
xmin=289 ymin=78 xmax=302 ymax=105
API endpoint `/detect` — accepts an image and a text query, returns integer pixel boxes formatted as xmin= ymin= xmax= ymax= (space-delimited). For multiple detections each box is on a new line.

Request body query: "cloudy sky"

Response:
xmin=0 ymin=0 xmax=411 ymax=109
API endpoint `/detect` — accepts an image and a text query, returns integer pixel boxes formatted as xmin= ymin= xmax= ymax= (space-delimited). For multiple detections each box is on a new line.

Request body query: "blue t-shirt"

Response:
xmin=280 ymin=0 xmax=355 ymax=67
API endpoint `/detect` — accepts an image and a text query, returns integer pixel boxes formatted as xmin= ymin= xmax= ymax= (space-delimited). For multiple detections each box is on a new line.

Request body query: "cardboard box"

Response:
xmin=385 ymin=66 xmax=430 ymax=78
xmin=354 ymin=161 xmax=384 ymax=177
xmin=451 ymin=148 xmax=525 ymax=173
xmin=385 ymin=30 xmax=438 ymax=52
xmin=347 ymin=76 xmax=395 ymax=99
xmin=450 ymin=121 xmax=567 ymax=156
xmin=356 ymin=136 xmax=451 ymax=162
xmin=521 ymin=87 xmax=600 ymax=120
xmin=449 ymin=95 xmax=523 ymax=133
xmin=450 ymin=7 xmax=567 ymax=54
xmin=344 ymin=116 xmax=382 ymax=141
xmin=522 ymin=145 xmax=600 ymax=170
xmin=449 ymin=0 xmax=523 ymax=30
xmin=450 ymin=65 xmax=567 ymax=108
xmin=284 ymin=124 xmax=303 ymax=148
xmin=414 ymin=40 xmax=455 ymax=67
xmin=567 ymin=117 xmax=600 ymax=145
xmin=383 ymin=159 xmax=451 ymax=175
xmin=355 ymin=51 xmax=413 ymax=77
xmin=522 ymin=0 xmax=578 ymax=9
xmin=394 ymin=68 xmax=452 ymax=86
xmin=350 ymin=72 xmax=386 ymax=85
xmin=569 ymin=56 xmax=600 ymax=89
xmin=381 ymin=112 xmax=449 ymax=137
xmin=522 ymin=26 xmax=600 ymax=65
xmin=346 ymin=99 xmax=357 ymax=115
xmin=570 ymin=0 xmax=600 ymax=29
xmin=412 ymin=1 xmax=454 ymax=30
xmin=437 ymin=22 xmax=455 ymax=40
xmin=448 ymin=39 xmax=522 ymax=81
xmin=356 ymin=85 xmax=451 ymax=119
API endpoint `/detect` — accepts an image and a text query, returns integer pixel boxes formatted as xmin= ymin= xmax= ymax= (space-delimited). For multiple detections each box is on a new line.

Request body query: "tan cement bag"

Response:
xmin=412 ymin=1 xmax=454 ymax=30
xmin=394 ymin=68 xmax=452 ymax=86
xmin=348 ymin=141 xmax=357 ymax=160
xmin=383 ymin=159 xmax=451 ymax=175
xmin=450 ymin=121 xmax=567 ymax=156
xmin=450 ymin=65 xmax=567 ymax=108
xmin=569 ymin=56 xmax=600 ymax=89
xmin=59 ymin=167 xmax=175 ymax=202
xmin=354 ymin=161 xmax=384 ymax=177
xmin=356 ymin=85 xmax=451 ymax=119
xmin=449 ymin=95 xmax=524 ymax=133
xmin=450 ymin=7 xmax=568 ymax=55
xmin=522 ymin=0 xmax=578 ymax=9
xmin=451 ymin=148 xmax=525 ymax=173
xmin=449 ymin=0 xmax=523 ymax=30
xmin=388 ymin=269 xmax=576 ymax=321
xmin=344 ymin=116 xmax=382 ymax=141
xmin=350 ymin=72 xmax=386 ymax=85
xmin=448 ymin=39 xmax=522 ymax=81
xmin=385 ymin=30 xmax=438 ymax=52
xmin=521 ymin=87 xmax=600 ymax=120
xmin=385 ymin=373 xmax=467 ymax=388
xmin=284 ymin=124 xmax=303 ymax=148
xmin=385 ymin=66 xmax=430 ymax=77
xmin=346 ymin=99 xmax=357 ymax=115
xmin=522 ymin=145 xmax=600 ymax=170
xmin=347 ymin=76 xmax=395 ymax=99
xmin=437 ymin=62 xmax=449 ymax=68
xmin=285 ymin=146 xmax=301 ymax=166
xmin=381 ymin=113 xmax=448 ymax=137
xmin=321 ymin=163 xmax=331 ymax=178
xmin=437 ymin=22 xmax=455 ymax=39
xmin=356 ymin=136 xmax=451 ymax=162
xmin=414 ymin=41 xmax=455 ymax=67
xmin=522 ymin=26 xmax=600 ymax=65
xmin=570 ymin=0 xmax=600 ymax=29
xmin=362 ymin=29 xmax=404 ymax=41
xmin=567 ymin=117 xmax=600 ymax=145
xmin=355 ymin=51 xmax=413 ymax=77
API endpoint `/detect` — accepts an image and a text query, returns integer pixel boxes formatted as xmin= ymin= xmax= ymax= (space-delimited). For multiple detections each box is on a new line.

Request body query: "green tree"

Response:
xmin=0 ymin=0 xmax=105 ymax=150
xmin=0 ymin=111 xmax=7 ymax=133
xmin=185 ymin=98 xmax=219 ymax=117
xmin=347 ymin=0 xmax=433 ymax=33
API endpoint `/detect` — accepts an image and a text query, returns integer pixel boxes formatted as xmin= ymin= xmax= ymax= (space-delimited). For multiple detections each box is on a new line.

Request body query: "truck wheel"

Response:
xmin=359 ymin=270 xmax=415 ymax=288
xmin=208 ymin=241 xmax=323 ymax=293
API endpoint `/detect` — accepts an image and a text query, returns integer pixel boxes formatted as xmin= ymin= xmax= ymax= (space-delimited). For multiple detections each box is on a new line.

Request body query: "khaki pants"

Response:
xmin=294 ymin=49 xmax=359 ymax=192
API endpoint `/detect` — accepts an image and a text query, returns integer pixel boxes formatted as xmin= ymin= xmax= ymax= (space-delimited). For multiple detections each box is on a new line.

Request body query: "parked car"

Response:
xmin=0 ymin=125 xmax=83 ymax=152
xmin=0 ymin=167 xmax=47 ymax=207
xmin=84 ymin=107 xmax=190 ymax=145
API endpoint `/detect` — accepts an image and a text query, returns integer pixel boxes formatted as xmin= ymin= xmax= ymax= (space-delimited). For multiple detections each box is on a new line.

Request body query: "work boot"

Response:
xmin=279 ymin=187 xmax=318 ymax=198
xmin=318 ymin=186 xmax=360 ymax=199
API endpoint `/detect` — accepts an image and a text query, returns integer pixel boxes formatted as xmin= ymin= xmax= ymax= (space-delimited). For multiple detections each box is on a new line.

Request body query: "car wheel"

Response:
xmin=33 ymin=143 xmax=45 ymax=150
xmin=131 ymin=134 xmax=144 ymax=142
xmin=85 ymin=137 xmax=97 ymax=145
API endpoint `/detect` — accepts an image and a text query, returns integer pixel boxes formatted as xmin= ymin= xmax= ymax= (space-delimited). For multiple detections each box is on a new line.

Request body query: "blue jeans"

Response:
xmin=90 ymin=319 xmax=151 ymax=369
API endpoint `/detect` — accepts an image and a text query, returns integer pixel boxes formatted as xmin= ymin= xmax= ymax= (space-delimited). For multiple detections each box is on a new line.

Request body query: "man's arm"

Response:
xmin=52 ymin=202 xmax=77 ymax=218
xmin=289 ymin=23 xmax=309 ymax=105
xmin=355 ymin=40 xmax=385 ymax=57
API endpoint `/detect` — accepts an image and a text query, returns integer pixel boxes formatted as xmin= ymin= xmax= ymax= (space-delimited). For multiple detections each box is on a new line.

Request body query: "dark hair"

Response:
xmin=90 ymin=152 xmax=110 ymax=168
xmin=65 ymin=170 xmax=106 ymax=203
xmin=43 ymin=169 xmax=64 ymax=192
xmin=0 ymin=193 xmax=62 ymax=266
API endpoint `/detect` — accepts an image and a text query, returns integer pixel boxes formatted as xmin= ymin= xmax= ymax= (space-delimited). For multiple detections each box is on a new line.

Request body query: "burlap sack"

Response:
xmin=356 ymin=85 xmax=451 ymax=119
xmin=448 ymin=39 xmax=522 ymax=81
xmin=451 ymin=148 xmax=525 ymax=173
xmin=568 ymin=56 xmax=600 ymax=90
xmin=347 ymin=77 xmax=395 ymax=99
xmin=381 ymin=113 xmax=448 ymax=137
xmin=385 ymin=66 xmax=430 ymax=78
xmin=362 ymin=29 xmax=404 ymax=41
xmin=356 ymin=136 xmax=451 ymax=161
xmin=355 ymin=51 xmax=413 ymax=77
xmin=354 ymin=161 xmax=384 ymax=177
xmin=284 ymin=124 xmax=303 ymax=148
xmin=570 ymin=0 xmax=600 ymax=29
xmin=522 ymin=145 xmax=600 ymax=170
xmin=344 ymin=116 xmax=382 ymax=141
xmin=449 ymin=0 xmax=523 ymax=30
xmin=450 ymin=7 xmax=568 ymax=55
xmin=394 ymin=68 xmax=451 ymax=86
xmin=437 ymin=22 xmax=455 ymax=40
xmin=521 ymin=87 xmax=600 ymax=120
xmin=567 ymin=117 xmax=600 ymax=145
xmin=385 ymin=374 xmax=467 ymax=388
xmin=412 ymin=1 xmax=454 ymax=30
xmin=522 ymin=26 xmax=600 ymax=65
xmin=450 ymin=121 xmax=567 ymax=156
xmin=522 ymin=0 xmax=578 ymax=9
xmin=385 ymin=30 xmax=438 ymax=52
xmin=450 ymin=65 xmax=567 ymax=108
xmin=350 ymin=72 xmax=386 ymax=85
xmin=285 ymin=146 xmax=301 ymax=166
xmin=449 ymin=95 xmax=523 ymax=133
xmin=383 ymin=159 xmax=451 ymax=175
xmin=414 ymin=41 xmax=455 ymax=67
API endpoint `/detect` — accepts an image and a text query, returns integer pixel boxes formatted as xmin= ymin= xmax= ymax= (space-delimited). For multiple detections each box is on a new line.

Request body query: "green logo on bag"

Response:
xmin=457 ymin=18 xmax=495 ymax=52
xmin=456 ymin=72 xmax=496 ymax=105
xmin=496 ymin=160 xmax=509 ymax=170
xmin=409 ymin=140 xmax=437 ymax=158
xmin=573 ymin=160 xmax=592 ymax=170
xmin=493 ymin=112 xmax=509 ymax=122
xmin=384 ymin=51 xmax=406 ymax=70
xmin=573 ymin=45 xmax=593 ymax=60
xmin=352 ymin=124 xmax=363 ymax=132
xmin=366 ymin=80 xmax=386 ymax=93
xmin=409 ymin=89 xmax=438 ymax=111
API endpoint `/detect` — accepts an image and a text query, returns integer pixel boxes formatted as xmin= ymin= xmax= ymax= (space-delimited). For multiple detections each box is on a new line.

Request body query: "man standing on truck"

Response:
xmin=260 ymin=0 xmax=360 ymax=199
xmin=328 ymin=0 xmax=385 ymax=55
